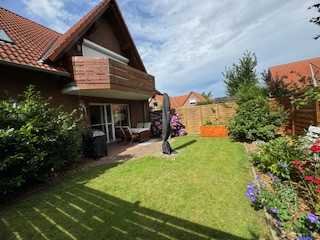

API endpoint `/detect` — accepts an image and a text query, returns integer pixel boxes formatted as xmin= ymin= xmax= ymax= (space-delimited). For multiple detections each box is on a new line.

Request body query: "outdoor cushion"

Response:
xmin=137 ymin=122 xmax=144 ymax=128
xmin=131 ymin=128 xmax=150 ymax=134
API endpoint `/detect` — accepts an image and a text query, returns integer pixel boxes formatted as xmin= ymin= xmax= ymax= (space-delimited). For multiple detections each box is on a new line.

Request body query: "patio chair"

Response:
xmin=115 ymin=126 xmax=126 ymax=143
xmin=122 ymin=126 xmax=141 ymax=144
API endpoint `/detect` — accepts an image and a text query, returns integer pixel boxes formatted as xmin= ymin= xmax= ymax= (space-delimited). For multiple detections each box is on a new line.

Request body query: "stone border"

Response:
xmin=243 ymin=144 xmax=279 ymax=240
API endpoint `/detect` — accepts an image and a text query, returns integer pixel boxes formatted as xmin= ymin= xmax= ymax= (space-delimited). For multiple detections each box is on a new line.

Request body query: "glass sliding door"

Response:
xmin=112 ymin=104 xmax=130 ymax=127
xmin=89 ymin=104 xmax=115 ymax=143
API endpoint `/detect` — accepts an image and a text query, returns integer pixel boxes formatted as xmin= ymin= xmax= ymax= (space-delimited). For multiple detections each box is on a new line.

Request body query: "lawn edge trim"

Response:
xmin=243 ymin=143 xmax=278 ymax=240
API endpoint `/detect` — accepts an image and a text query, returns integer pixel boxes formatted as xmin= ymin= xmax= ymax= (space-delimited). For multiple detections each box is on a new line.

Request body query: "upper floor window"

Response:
xmin=0 ymin=29 xmax=13 ymax=43
xmin=189 ymin=99 xmax=197 ymax=105
xmin=82 ymin=39 xmax=129 ymax=64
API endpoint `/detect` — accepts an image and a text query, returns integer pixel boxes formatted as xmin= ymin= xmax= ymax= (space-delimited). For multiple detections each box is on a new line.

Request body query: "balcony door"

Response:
xmin=89 ymin=104 xmax=115 ymax=143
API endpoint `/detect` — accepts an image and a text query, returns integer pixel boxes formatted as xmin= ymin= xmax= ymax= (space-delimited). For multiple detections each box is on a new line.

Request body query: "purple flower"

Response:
xmin=245 ymin=183 xmax=258 ymax=203
xmin=268 ymin=173 xmax=279 ymax=183
xmin=268 ymin=207 xmax=278 ymax=216
xmin=297 ymin=236 xmax=313 ymax=240
xmin=274 ymin=220 xmax=282 ymax=229
xmin=306 ymin=213 xmax=319 ymax=224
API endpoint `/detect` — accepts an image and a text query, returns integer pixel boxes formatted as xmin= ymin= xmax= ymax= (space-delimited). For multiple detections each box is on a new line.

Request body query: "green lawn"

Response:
xmin=0 ymin=136 xmax=269 ymax=240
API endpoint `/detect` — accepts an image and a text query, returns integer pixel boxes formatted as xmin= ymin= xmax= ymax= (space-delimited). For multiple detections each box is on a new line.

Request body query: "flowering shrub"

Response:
xmin=170 ymin=113 xmax=187 ymax=137
xmin=247 ymin=135 xmax=320 ymax=239
xmin=150 ymin=112 xmax=187 ymax=137
xmin=252 ymin=137 xmax=305 ymax=179
xmin=294 ymin=213 xmax=320 ymax=239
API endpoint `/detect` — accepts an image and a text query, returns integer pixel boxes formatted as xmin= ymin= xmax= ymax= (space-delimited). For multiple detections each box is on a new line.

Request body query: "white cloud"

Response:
xmin=119 ymin=0 xmax=320 ymax=97
xmin=23 ymin=0 xmax=80 ymax=33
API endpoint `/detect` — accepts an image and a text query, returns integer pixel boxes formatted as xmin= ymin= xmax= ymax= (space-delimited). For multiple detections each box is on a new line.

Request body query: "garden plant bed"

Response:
xmin=254 ymin=169 xmax=318 ymax=240
xmin=200 ymin=125 xmax=229 ymax=137
xmin=0 ymin=137 xmax=269 ymax=240
xmin=246 ymin=137 xmax=320 ymax=240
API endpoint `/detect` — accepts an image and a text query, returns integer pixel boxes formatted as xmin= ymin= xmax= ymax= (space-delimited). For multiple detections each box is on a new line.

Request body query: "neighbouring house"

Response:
xmin=150 ymin=92 xmax=205 ymax=111
xmin=0 ymin=0 xmax=155 ymax=143
xmin=149 ymin=92 xmax=163 ymax=111
xmin=267 ymin=57 xmax=320 ymax=135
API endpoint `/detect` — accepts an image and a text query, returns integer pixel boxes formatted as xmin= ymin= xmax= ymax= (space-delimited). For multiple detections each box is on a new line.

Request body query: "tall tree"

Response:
xmin=310 ymin=2 xmax=320 ymax=39
xmin=223 ymin=51 xmax=259 ymax=96
xmin=201 ymin=91 xmax=214 ymax=103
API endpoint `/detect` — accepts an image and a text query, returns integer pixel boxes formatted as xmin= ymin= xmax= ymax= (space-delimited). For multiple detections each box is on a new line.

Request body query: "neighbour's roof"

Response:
xmin=268 ymin=57 xmax=320 ymax=90
xmin=0 ymin=0 xmax=146 ymax=74
xmin=152 ymin=92 xmax=205 ymax=108
xmin=170 ymin=95 xmax=190 ymax=109
xmin=0 ymin=7 xmax=64 ymax=73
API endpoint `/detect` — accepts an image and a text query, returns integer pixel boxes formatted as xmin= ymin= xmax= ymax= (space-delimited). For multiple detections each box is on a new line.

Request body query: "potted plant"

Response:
xmin=200 ymin=121 xmax=228 ymax=137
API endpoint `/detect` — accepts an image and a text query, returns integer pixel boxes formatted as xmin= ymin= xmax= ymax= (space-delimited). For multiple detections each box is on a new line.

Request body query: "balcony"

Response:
xmin=63 ymin=56 xmax=155 ymax=100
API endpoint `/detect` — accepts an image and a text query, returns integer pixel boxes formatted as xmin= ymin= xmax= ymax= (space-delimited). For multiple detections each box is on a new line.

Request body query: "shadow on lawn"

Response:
xmin=173 ymin=139 xmax=197 ymax=151
xmin=0 ymin=164 xmax=262 ymax=240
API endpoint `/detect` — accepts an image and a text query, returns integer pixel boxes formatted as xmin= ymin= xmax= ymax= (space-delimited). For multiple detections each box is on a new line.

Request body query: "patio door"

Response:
xmin=89 ymin=104 xmax=115 ymax=143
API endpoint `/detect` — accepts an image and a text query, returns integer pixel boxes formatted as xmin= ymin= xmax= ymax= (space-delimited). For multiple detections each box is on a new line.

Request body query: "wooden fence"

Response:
xmin=176 ymin=101 xmax=237 ymax=134
xmin=160 ymin=97 xmax=320 ymax=136
xmin=270 ymin=98 xmax=320 ymax=135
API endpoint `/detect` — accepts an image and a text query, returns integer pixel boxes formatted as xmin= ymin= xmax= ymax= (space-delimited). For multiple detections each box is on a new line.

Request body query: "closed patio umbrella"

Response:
xmin=162 ymin=93 xmax=172 ymax=154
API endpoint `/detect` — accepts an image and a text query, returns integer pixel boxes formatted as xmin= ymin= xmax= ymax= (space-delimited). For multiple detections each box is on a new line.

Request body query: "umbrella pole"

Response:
xmin=162 ymin=93 xmax=172 ymax=154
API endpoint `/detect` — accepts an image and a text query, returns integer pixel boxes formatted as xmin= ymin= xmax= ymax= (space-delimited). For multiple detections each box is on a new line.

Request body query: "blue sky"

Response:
xmin=1 ymin=0 xmax=320 ymax=97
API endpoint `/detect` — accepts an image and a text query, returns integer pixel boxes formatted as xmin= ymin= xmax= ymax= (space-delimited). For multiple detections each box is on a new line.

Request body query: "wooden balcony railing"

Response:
xmin=71 ymin=56 xmax=155 ymax=94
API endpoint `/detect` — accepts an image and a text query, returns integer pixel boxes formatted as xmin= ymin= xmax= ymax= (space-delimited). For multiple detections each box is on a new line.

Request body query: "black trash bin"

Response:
xmin=91 ymin=130 xmax=108 ymax=159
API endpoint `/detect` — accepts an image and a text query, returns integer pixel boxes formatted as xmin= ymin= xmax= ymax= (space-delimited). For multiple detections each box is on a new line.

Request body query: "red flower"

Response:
xmin=305 ymin=176 xmax=315 ymax=182
xmin=314 ymin=178 xmax=320 ymax=185
xmin=316 ymin=187 xmax=320 ymax=193
xmin=311 ymin=145 xmax=320 ymax=153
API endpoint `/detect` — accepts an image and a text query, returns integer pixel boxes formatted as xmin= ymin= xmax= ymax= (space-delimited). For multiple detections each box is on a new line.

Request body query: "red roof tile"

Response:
xmin=0 ymin=7 xmax=65 ymax=73
xmin=170 ymin=94 xmax=189 ymax=108
xmin=269 ymin=57 xmax=320 ymax=91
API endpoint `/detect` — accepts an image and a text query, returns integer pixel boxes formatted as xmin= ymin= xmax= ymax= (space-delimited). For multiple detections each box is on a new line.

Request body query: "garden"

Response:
xmin=2 ymin=51 xmax=320 ymax=240
xmin=223 ymin=51 xmax=320 ymax=239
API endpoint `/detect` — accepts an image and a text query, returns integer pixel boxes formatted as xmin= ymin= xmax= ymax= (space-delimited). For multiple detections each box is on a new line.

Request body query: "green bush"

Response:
xmin=252 ymin=137 xmax=304 ymax=179
xmin=0 ymin=86 xmax=81 ymax=197
xmin=228 ymin=84 xmax=285 ymax=142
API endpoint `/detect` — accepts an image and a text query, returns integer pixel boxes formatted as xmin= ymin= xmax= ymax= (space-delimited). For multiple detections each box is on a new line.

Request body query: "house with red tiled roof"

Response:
xmin=267 ymin=57 xmax=320 ymax=135
xmin=0 ymin=0 xmax=155 ymax=143
xmin=267 ymin=57 xmax=320 ymax=95
xmin=150 ymin=92 xmax=206 ymax=111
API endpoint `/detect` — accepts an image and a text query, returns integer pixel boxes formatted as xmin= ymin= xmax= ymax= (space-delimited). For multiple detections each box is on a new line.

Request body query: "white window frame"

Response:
xmin=82 ymin=39 xmax=129 ymax=64
xmin=89 ymin=103 xmax=115 ymax=143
